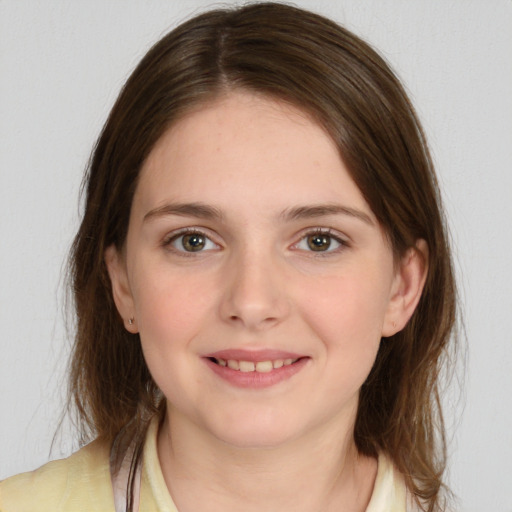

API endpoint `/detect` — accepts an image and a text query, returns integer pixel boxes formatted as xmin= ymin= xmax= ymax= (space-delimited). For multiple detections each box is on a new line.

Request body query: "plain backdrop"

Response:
xmin=1 ymin=1 xmax=511 ymax=510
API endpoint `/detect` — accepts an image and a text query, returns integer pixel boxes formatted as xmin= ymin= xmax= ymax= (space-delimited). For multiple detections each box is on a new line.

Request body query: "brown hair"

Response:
xmin=69 ymin=3 xmax=457 ymax=510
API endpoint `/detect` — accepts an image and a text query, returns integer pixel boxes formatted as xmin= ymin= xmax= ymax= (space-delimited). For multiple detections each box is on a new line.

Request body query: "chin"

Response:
xmin=216 ymin=430 xmax=297 ymax=450
xmin=206 ymin=414 xmax=306 ymax=450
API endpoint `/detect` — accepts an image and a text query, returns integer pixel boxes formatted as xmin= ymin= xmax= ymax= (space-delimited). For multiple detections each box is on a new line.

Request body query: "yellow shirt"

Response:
xmin=1 ymin=419 xmax=408 ymax=511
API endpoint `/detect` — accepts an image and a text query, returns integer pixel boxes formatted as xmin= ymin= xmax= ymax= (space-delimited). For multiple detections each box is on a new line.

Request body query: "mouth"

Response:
xmin=204 ymin=351 xmax=308 ymax=388
xmin=208 ymin=357 xmax=301 ymax=373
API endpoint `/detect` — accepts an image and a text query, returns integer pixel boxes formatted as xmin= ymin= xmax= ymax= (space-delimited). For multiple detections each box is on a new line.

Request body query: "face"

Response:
xmin=107 ymin=91 xmax=423 ymax=449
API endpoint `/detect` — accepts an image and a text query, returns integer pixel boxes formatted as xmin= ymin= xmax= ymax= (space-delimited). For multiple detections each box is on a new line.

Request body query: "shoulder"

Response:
xmin=366 ymin=453 xmax=408 ymax=512
xmin=0 ymin=439 xmax=114 ymax=512
xmin=367 ymin=454 xmax=444 ymax=512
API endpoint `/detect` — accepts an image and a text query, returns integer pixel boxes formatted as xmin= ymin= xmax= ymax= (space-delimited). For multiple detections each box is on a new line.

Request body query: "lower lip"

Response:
xmin=204 ymin=357 xmax=309 ymax=389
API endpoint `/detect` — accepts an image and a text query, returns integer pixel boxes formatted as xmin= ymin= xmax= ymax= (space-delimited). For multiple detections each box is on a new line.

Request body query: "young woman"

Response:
xmin=0 ymin=3 xmax=457 ymax=511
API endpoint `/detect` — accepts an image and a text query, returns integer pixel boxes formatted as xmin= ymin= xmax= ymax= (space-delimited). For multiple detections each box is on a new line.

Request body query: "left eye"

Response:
xmin=295 ymin=232 xmax=343 ymax=252
xmin=168 ymin=231 xmax=218 ymax=252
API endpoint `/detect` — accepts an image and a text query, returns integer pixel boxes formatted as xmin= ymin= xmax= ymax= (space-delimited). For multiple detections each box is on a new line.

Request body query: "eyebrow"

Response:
xmin=143 ymin=201 xmax=374 ymax=226
xmin=144 ymin=202 xmax=223 ymax=222
xmin=281 ymin=204 xmax=374 ymax=225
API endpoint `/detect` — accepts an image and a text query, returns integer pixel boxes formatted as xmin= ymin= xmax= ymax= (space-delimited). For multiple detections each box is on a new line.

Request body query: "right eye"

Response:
xmin=165 ymin=230 xmax=219 ymax=253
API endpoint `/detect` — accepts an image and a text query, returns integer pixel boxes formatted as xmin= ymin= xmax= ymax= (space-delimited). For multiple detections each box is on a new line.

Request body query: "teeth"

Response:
xmin=216 ymin=358 xmax=299 ymax=372
xmin=227 ymin=359 xmax=239 ymax=370
xmin=239 ymin=361 xmax=255 ymax=372
xmin=255 ymin=361 xmax=273 ymax=373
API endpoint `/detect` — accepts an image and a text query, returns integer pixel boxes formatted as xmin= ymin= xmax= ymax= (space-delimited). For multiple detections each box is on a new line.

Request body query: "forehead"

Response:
xmin=134 ymin=91 xmax=372 ymax=219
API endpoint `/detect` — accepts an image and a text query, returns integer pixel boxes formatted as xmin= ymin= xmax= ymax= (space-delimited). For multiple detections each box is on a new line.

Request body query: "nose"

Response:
xmin=219 ymin=248 xmax=290 ymax=331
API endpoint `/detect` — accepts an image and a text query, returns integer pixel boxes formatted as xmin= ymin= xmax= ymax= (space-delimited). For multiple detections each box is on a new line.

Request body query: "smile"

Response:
xmin=204 ymin=351 xmax=308 ymax=389
xmin=211 ymin=357 xmax=300 ymax=373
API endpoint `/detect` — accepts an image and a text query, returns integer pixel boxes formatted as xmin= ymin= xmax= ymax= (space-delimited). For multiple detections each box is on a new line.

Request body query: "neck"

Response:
xmin=157 ymin=407 xmax=377 ymax=512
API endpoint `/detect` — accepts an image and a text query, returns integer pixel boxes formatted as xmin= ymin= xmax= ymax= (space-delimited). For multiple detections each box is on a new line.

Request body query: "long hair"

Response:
xmin=69 ymin=3 xmax=457 ymax=510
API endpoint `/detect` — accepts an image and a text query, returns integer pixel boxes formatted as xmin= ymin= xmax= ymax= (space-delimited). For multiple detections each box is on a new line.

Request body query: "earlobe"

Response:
xmin=382 ymin=240 xmax=428 ymax=337
xmin=104 ymin=245 xmax=138 ymax=333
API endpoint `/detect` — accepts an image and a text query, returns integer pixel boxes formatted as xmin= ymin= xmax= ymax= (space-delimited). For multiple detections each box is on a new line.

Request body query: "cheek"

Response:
xmin=130 ymin=264 xmax=215 ymax=353
xmin=298 ymin=271 xmax=391 ymax=360
xmin=129 ymin=267 xmax=217 ymax=404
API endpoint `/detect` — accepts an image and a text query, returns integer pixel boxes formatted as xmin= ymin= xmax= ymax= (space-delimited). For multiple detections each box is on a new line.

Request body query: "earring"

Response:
xmin=128 ymin=317 xmax=134 ymax=326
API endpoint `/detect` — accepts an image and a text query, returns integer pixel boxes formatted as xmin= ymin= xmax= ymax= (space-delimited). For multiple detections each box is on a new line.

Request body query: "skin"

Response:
xmin=106 ymin=91 xmax=427 ymax=511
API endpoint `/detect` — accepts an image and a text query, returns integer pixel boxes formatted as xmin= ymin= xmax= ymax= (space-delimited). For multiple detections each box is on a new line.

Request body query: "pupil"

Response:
xmin=183 ymin=233 xmax=205 ymax=251
xmin=308 ymin=234 xmax=330 ymax=251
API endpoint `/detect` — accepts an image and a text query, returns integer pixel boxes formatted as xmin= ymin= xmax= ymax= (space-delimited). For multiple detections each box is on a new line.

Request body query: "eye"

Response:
xmin=294 ymin=230 xmax=345 ymax=253
xmin=166 ymin=230 xmax=219 ymax=253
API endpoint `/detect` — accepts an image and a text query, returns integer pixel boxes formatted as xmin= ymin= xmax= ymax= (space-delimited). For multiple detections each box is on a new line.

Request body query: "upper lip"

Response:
xmin=204 ymin=349 xmax=306 ymax=362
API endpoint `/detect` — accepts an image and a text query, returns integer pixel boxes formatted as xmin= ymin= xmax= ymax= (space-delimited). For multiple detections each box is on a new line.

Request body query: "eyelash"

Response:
xmin=161 ymin=227 xmax=349 ymax=256
xmin=162 ymin=228 xmax=219 ymax=255
xmin=292 ymin=228 xmax=349 ymax=256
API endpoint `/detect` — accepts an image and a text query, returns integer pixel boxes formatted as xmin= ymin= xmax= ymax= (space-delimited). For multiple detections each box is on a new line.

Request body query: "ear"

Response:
xmin=104 ymin=245 xmax=138 ymax=333
xmin=381 ymin=239 xmax=428 ymax=337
